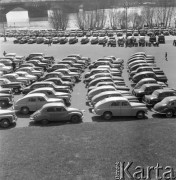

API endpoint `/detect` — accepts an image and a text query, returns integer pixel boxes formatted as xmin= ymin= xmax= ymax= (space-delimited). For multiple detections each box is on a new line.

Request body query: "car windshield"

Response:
xmin=152 ymin=91 xmax=159 ymax=97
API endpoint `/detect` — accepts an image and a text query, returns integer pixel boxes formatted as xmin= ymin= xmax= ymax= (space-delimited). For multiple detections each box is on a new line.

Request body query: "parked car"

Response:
xmin=152 ymin=96 xmax=176 ymax=118
xmin=133 ymin=83 xmax=163 ymax=100
xmin=26 ymin=53 xmax=54 ymax=63
xmin=3 ymin=73 xmax=30 ymax=86
xmin=107 ymin=37 xmax=116 ymax=47
xmin=30 ymin=102 xmax=83 ymax=125
xmin=69 ymin=37 xmax=78 ymax=44
xmin=92 ymin=97 xmax=147 ymax=120
xmin=143 ymin=89 xmax=176 ymax=107
xmin=14 ymin=93 xmax=64 ymax=115
xmin=158 ymin=35 xmax=165 ymax=44
xmin=28 ymin=87 xmax=71 ymax=105
xmin=90 ymin=91 xmax=138 ymax=107
xmin=91 ymin=37 xmax=99 ymax=44
xmin=0 ymin=63 xmax=13 ymax=74
xmin=0 ymin=110 xmax=17 ymax=128
xmin=27 ymin=60 xmax=49 ymax=70
xmin=60 ymin=37 xmax=68 ymax=44
xmin=138 ymin=36 xmax=146 ymax=46
xmin=23 ymin=81 xmax=71 ymax=95
xmin=15 ymin=71 xmax=37 ymax=83
xmin=81 ymin=37 xmax=89 ymax=44
xmin=16 ymin=67 xmax=43 ymax=78
xmin=0 ymin=93 xmax=14 ymax=108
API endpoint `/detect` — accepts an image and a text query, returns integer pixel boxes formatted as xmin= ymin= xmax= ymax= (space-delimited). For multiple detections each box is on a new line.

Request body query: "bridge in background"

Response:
xmin=0 ymin=0 xmax=119 ymax=22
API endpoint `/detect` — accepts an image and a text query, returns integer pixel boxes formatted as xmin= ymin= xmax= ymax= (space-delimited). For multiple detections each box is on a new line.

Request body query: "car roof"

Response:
xmin=98 ymin=96 xmax=127 ymax=103
xmin=154 ymin=89 xmax=175 ymax=93
xmin=33 ymin=81 xmax=53 ymax=85
xmin=88 ymin=86 xmax=115 ymax=94
xmin=25 ymin=93 xmax=46 ymax=98
xmin=134 ymin=71 xmax=155 ymax=76
xmin=30 ymin=87 xmax=54 ymax=92
xmin=42 ymin=102 xmax=65 ymax=108
xmin=142 ymin=83 xmax=160 ymax=88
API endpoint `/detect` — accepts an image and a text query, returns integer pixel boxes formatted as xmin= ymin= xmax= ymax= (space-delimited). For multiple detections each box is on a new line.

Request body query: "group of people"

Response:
xmin=3 ymin=51 xmax=16 ymax=70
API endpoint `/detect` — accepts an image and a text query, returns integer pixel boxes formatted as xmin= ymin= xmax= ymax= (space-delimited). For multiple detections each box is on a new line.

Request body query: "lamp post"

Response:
xmin=0 ymin=6 xmax=6 ymax=42
xmin=124 ymin=1 xmax=129 ymax=39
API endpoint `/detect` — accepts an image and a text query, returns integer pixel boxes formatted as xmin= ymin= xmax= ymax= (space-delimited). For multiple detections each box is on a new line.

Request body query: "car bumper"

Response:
xmin=151 ymin=108 xmax=165 ymax=115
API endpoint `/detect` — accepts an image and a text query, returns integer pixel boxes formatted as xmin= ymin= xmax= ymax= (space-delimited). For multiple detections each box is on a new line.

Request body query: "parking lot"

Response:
xmin=1 ymin=36 xmax=176 ymax=128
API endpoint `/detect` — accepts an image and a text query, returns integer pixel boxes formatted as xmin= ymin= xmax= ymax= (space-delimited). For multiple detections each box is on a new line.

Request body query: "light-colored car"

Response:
xmin=90 ymin=91 xmax=138 ymax=107
xmin=92 ymin=97 xmax=147 ymax=120
xmin=28 ymin=87 xmax=71 ymax=105
xmin=30 ymin=102 xmax=84 ymax=125
xmin=0 ymin=109 xmax=17 ymax=128
xmin=14 ymin=93 xmax=64 ymax=115
xmin=0 ymin=63 xmax=13 ymax=74
xmin=3 ymin=73 xmax=30 ymax=86
xmin=152 ymin=96 xmax=176 ymax=118
xmin=15 ymin=71 xmax=37 ymax=83
xmin=16 ymin=67 xmax=43 ymax=78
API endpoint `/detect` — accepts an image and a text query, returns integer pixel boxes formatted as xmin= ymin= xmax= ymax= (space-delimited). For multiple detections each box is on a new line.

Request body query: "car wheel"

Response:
xmin=71 ymin=115 xmax=81 ymax=123
xmin=0 ymin=100 xmax=8 ymax=108
xmin=21 ymin=107 xmax=29 ymax=115
xmin=41 ymin=119 xmax=49 ymax=126
xmin=0 ymin=119 xmax=10 ymax=128
xmin=136 ymin=111 xmax=145 ymax=119
xmin=14 ymin=88 xmax=20 ymax=93
xmin=166 ymin=110 xmax=174 ymax=118
xmin=103 ymin=111 xmax=112 ymax=120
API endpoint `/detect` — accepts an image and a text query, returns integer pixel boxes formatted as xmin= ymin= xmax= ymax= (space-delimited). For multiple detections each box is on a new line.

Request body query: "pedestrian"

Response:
xmin=3 ymin=51 xmax=6 ymax=56
xmin=12 ymin=61 xmax=16 ymax=71
xmin=165 ymin=52 xmax=168 ymax=61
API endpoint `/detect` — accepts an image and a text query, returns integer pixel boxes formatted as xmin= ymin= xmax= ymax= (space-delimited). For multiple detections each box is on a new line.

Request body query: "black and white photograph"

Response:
xmin=0 ymin=0 xmax=176 ymax=179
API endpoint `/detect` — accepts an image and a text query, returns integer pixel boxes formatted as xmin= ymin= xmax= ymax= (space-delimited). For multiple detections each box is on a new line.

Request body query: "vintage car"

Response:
xmin=98 ymin=37 xmax=108 ymax=45
xmin=54 ymin=69 xmax=81 ymax=82
xmin=107 ymin=37 xmax=116 ymax=47
xmin=60 ymin=37 xmax=68 ymax=44
xmin=47 ymin=64 xmax=70 ymax=72
xmin=3 ymin=73 xmax=30 ymax=86
xmin=16 ymin=67 xmax=43 ymax=78
xmin=90 ymin=37 xmax=99 ymax=44
xmin=39 ymin=72 xmax=75 ymax=83
xmin=132 ymin=71 xmax=167 ymax=84
xmin=0 ymin=87 xmax=12 ymax=94
xmin=133 ymin=78 xmax=167 ymax=89
xmin=81 ymin=37 xmax=89 ymax=44
xmin=14 ymin=93 xmax=64 ymax=115
xmin=0 ymin=93 xmax=14 ymax=108
xmin=27 ymin=60 xmax=49 ymax=70
xmin=52 ymin=37 xmax=60 ymax=44
xmin=67 ymin=54 xmax=91 ymax=66
xmin=96 ymin=58 xmax=124 ymax=66
xmin=90 ymin=91 xmax=138 ymax=107
xmin=128 ymin=60 xmax=148 ymax=70
xmin=138 ymin=36 xmax=146 ymax=46
xmin=69 ymin=37 xmax=78 ymax=44
xmin=0 ymin=63 xmax=13 ymax=74
xmin=62 ymin=57 xmax=87 ymax=68
xmin=88 ymin=61 xmax=122 ymax=70
xmin=117 ymin=37 xmax=125 ymax=47
xmin=158 ymin=35 xmax=165 ymax=44
xmin=92 ymin=97 xmax=147 ymax=120
xmin=26 ymin=53 xmax=54 ymax=63
xmin=44 ymin=78 xmax=74 ymax=89
xmin=59 ymin=60 xmax=84 ymax=71
xmin=133 ymin=83 xmax=163 ymax=100
xmin=19 ymin=63 xmax=45 ymax=72
xmin=152 ymin=96 xmax=176 ymax=118
xmin=30 ymin=102 xmax=84 ymax=125
xmin=28 ymin=87 xmax=71 ymax=105
xmin=0 ymin=110 xmax=17 ymax=128
xmin=84 ymin=73 xmax=124 ymax=85
xmin=23 ymin=81 xmax=71 ymax=95
xmin=15 ymin=71 xmax=37 ymax=83
xmin=143 ymin=89 xmax=176 ymax=107
xmin=30 ymin=56 xmax=53 ymax=66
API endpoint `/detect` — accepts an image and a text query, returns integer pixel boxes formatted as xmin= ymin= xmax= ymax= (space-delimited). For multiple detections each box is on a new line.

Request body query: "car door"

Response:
xmin=54 ymin=107 xmax=68 ymax=121
xmin=37 ymin=97 xmax=46 ymax=109
xmin=109 ymin=101 xmax=121 ymax=116
xmin=28 ymin=97 xmax=37 ymax=111
xmin=46 ymin=107 xmax=55 ymax=121
xmin=120 ymin=101 xmax=133 ymax=116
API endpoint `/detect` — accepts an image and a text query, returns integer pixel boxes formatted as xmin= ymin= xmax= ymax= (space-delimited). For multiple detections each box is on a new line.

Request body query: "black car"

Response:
xmin=69 ymin=37 xmax=78 ymax=44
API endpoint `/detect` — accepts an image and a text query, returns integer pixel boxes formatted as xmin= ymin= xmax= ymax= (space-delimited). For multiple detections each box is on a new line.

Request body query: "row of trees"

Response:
xmin=49 ymin=5 xmax=176 ymax=30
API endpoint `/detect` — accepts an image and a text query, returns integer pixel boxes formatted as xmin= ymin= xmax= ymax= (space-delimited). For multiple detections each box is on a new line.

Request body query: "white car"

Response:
xmin=0 ymin=63 xmax=13 ymax=74
xmin=15 ymin=71 xmax=37 ymax=83
xmin=92 ymin=97 xmax=147 ymax=120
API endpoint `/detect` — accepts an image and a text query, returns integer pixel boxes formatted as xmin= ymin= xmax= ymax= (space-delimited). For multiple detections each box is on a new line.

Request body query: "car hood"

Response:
xmin=47 ymin=98 xmax=63 ymax=103
xmin=153 ymin=102 xmax=167 ymax=111
xmin=145 ymin=95 xmax=157 ymax=100
xmin=67 ymin=107 xmax=82 ymax=113
xmin=55 ymin=92 xmax=70 ymax=96
xmin=0 ymin=110 xmax=15 ymax=116
xmin=17 ymin=77 xmax=28 ymax=81
xmin=133 ymin=89 xmax=144 ymax=94
xmin=130 ymin=102 xmax=147 ymax=108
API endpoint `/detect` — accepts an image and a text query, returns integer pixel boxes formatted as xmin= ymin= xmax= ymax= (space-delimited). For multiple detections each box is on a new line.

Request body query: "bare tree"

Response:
xmin=49 ymin=9 xmax=69 ymax=30
xmin=129 ymin=12 xmax=143 ymax=29
xmin=108 ymin=9 xmax=122 ymax=29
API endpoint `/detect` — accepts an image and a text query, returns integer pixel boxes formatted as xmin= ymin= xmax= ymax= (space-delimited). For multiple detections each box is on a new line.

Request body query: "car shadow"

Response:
xmin=0 ymin=122 xmax=16 ymax=130
xmin=92 ymin=115 xmax=148 ymax=122
xmin=15 ymin=112 xmax=32 ymax=118
xmin=29 ymin=120 xmax=82 ymax=127
xmin=152 ymin=113 xmax=170 ymax=119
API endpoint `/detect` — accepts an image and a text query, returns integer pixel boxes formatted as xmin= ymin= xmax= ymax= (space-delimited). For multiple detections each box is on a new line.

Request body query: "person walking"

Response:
xmin=165 ymin=52 xmax=168 ymax=61
xmin=3 ymin=51 xmax=6 ymax=56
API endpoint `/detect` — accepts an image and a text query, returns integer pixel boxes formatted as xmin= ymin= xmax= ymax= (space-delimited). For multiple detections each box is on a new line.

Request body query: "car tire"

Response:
xmin=0 ymin=119 xmax=10 ymax=128
xmin=71 ymin=115 xmax=81 ymax=123
xmin=0 ymin=100 xmax=8 ymax=108
xmin=14 ymin=88 xmax=20 ymax=94
xmin=41 ymin=119 xmax=49 ymax=126
xmin=136 ymin=111 xmax=145 ymax=119
xmin=21 ymin=107 xmax=29 ymax=115
xmin=166 ymin=110 xmax=174 ymax=118
xmin=103 ymin=111 xmax=112 ymax=120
